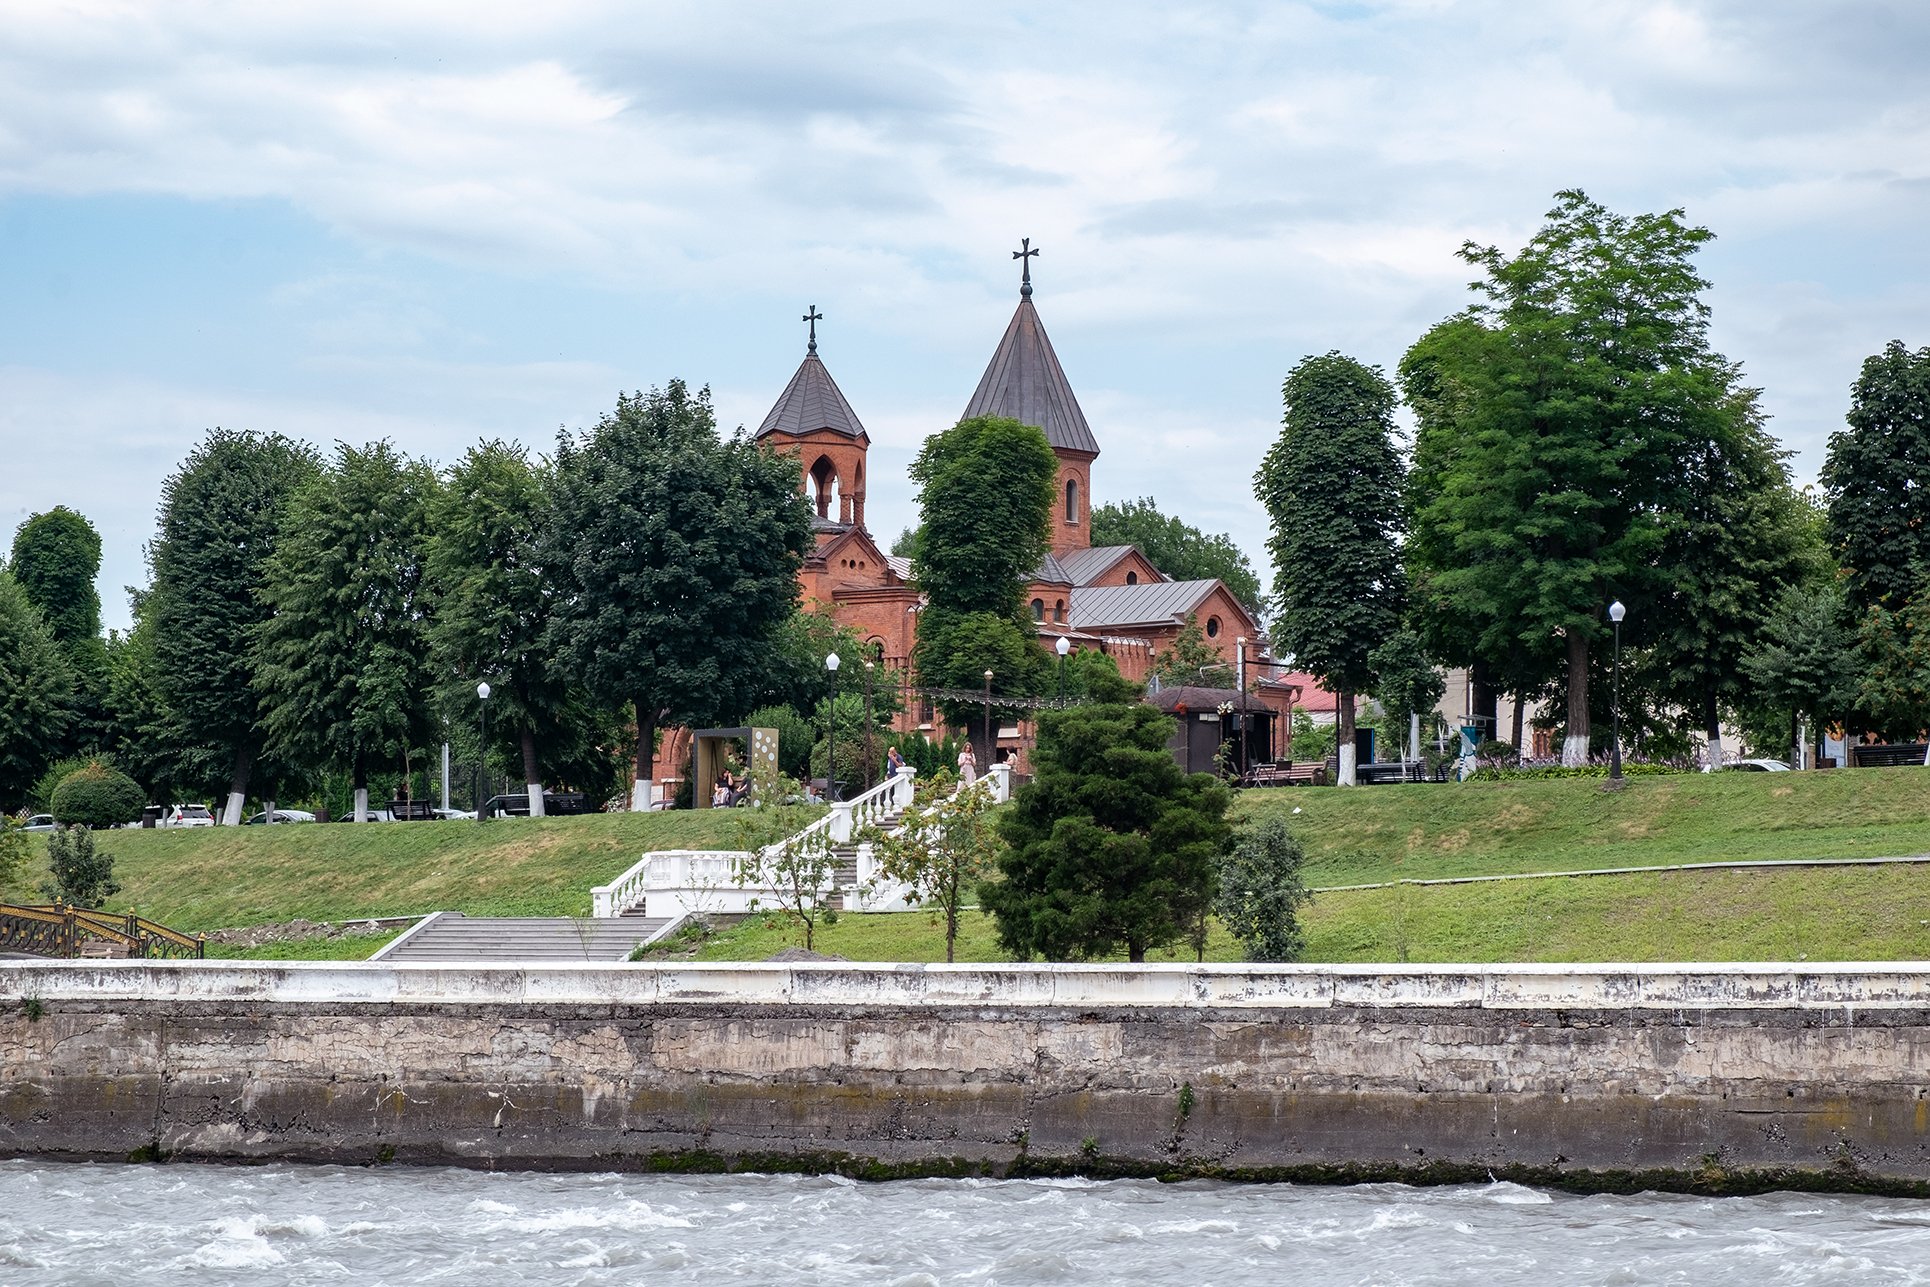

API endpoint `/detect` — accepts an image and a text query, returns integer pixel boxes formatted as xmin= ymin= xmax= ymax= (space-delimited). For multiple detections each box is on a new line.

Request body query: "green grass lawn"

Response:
xmin=204 ymin=930 xmax=405 ymax=961
xmin=1238 ymin=767 xmax=1930 ymax=886
xmin=3 ymin=808 xmax=802 ymax=932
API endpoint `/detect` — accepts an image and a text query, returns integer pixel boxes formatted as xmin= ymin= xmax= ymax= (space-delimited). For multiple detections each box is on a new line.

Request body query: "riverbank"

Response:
xmin=5 ymin=960 xmax=1928 ymax=1195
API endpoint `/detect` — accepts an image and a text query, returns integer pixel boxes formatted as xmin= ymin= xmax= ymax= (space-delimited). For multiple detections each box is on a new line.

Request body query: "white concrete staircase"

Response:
xmin=374 ymin=911 xmax=671 ymax=962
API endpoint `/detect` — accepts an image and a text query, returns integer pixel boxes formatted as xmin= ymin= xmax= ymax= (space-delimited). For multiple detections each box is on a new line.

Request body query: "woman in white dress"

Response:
xmin=956 ymin=743 xmax=978 ymax=786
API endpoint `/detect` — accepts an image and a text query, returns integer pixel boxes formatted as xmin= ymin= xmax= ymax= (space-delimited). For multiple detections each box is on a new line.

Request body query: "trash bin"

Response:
xmin=140 ymin=804 xmax=162 ymax=829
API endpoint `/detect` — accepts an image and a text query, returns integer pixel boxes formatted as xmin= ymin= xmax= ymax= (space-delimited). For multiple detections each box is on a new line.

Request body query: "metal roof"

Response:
xmin=1067 ymin=579 xmax=1219 ymax=629
xmin=756 ymin=353 xmax=868 ymax=441
xmin=1057 ymin=544 xmax=1152 ymax=587
xmin=1030 ymin=552 xmax=1073 ymax=584
xmin=959 ymin=298 xmax=1100 ymax=457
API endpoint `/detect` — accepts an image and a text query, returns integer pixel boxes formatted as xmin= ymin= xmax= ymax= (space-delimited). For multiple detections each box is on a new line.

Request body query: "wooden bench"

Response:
xmin=387 ymin=799 xmax=437 ymax=821
xmin=1242 ymin=763 xmax=1328 ymax=788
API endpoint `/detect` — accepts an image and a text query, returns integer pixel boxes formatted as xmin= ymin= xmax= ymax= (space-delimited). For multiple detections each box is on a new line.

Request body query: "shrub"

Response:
xmin=49 ymin=762 xmax=145 ymax=828
xmin=31 ymin=754 xmax=107 ymax=813
xmin=1215 ymin=816 xmax=1312 ymax=962
xmin=43 ymin=825 xmax=121 ymax=908
xmin=1465 ymin=760 xmax=1690 ymax=781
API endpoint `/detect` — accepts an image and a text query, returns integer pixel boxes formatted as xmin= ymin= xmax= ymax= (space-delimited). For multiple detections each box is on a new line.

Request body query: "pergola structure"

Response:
xmin=689 ymin=726 xmax=779 ymax=809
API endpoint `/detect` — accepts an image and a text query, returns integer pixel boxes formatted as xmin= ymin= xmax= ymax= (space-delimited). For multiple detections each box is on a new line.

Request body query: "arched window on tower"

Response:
xmin=809 ymin=456 xmax=839 ymax=520
xmin=1031 ymin=598 xmax=1045 ymax=622
xmin=1053 ymin=599 xmax=1065 ymax=623
xmin=1065 ymin=478 xmax=1079 ymax=524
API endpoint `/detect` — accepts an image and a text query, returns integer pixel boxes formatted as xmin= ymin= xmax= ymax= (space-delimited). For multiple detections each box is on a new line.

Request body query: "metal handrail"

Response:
xmin=0 ymin=903 xmax=206 ymax=959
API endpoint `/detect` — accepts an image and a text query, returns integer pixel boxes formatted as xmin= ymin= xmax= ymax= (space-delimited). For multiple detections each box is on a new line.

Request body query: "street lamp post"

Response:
xmin=825 ymin=652 xmax=841 ymax=801
xmin=1055 ymin=635 xmax=1071 ymax=703
xmin=863 ymin=658 xmax=876 ymax=790
xmin=982 ymin=669 xmax=994 ymax=767
xmin=1236 ymin=636 xmax=1249 ymax=774
xmin=475 ymin=681 xmax=491 ymax=822
xmin=1608 ymin=601 xmax=1627 ymax=783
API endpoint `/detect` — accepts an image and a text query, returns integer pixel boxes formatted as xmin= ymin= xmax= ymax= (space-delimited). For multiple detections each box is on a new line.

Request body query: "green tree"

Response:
xmin=1369 ymin=628 xmax=1445 ymax=763
xmin=909 ymin=415 xmax=1058 ymax=763
xmin=426 ymin=440 xmax=583 ymax=817
xmin=544 ymin=382 xmax=814 ymax=807
xmin=1150 ymin=612 xmax=1234 ymax=689
xmin=1062 ymin=647 xmax=1139 ymax=703
xmin=733 ymin=813 xmax=840 ymax=951
xmin=1404 ymin=192 xmax=1741 ymax=765
xmin=984 ymin=702 xmax=1231 ymax=962
xmin=43 ymin=825 xmax=120 ymax=908
xmin=100 ymin=601 xmax=176 ymax=801
xmin=1740 ymin=585 xmax=1860 ymax=768
xmin=0 ymin=568 xmax=74 ymax=809
xmin=49 ymin=760 xmax=144 ymax=828
xmin=254 ymin=441 xmax=441 ymax=821
xmin=148 ymin=430 xmax=321 ymax=823
xmin=1855 ymin=600 xmax=1930 ymax=744
xmin=9 ymin=506 xmax=108 ymax=752
xmin=1259 ymin=352 xmax=1405 ymax=785
xmin=1215 ymin=816 xmax=1312 ymax=962
xmin=862 ymin=769 xmax=1003 ymax=962
xmin=1090 ymin=497 xmax=1266 ymax=618
xmin=1823 ymin=341 xmax=1930 ymax=613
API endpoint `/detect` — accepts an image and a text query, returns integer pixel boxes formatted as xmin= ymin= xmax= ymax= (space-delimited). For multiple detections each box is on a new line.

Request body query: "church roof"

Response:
xmin=756 ymin=353 xmax=868 ymax=441
xmin=960 ymin=298 xmax=1100 ymax=457
xmin=1057 ymin=544 xmax=1153 ymax=586
xmin=1030 ymin=552 xmax=1073 ymax=585
xmin=1068 ymin=579 xmax=1220 ymax=630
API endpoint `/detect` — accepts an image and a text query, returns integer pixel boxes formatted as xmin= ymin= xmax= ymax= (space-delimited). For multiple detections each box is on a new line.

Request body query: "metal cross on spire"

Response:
xmin=802 ymin=304 xmax=823 ymax=355
xmin=1012 ymin=238 xmax=1039 ymax=299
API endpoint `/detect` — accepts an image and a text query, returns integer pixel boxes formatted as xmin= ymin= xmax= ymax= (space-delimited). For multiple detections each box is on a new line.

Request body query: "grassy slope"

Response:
xmin=3 ymin=809 xmax=799 ymax=931
xmin=693 ymin=770 xmax=1930 ymax=964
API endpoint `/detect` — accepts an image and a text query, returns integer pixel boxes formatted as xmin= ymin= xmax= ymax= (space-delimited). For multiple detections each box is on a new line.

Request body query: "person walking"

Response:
xmin=956 ymin=742 xmax=977 ymax=786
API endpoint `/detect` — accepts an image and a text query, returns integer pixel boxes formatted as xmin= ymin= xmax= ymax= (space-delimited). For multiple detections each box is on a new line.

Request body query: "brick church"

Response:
xmin=752 ymin=249 xmax=1289 ymax=766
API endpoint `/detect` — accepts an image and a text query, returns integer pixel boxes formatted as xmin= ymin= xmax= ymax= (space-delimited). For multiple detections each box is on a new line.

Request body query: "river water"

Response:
xmin=2 ymin=1162 xmax=1926 ymax=1285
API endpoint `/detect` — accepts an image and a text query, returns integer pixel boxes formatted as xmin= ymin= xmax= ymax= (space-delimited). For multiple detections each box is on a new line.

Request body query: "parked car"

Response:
xmin=478 ymin=791 xmax=594 ymax=818
xmin=1725 ymin=758 xmax=1792 ymax=772
xmin=331 ymin=809 xmax=397 ymax=822
xmin=21 ymin=814 xmax=57 ymax=832
xmin=432 ymin=808 xmax=476 ymax=820
xmin=159 ymin=803 xmax=216 ymax=827
xmin=243 ymin=809 xmax=317 ymax=825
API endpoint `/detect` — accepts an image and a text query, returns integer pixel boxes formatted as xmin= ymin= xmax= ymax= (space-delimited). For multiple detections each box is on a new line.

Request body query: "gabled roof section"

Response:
xmin=1067 ymin=579 xmax=1220 ymax=630
xmin=1029 ymin=552 xmax=1073 ymax=586
xmin=961 ymin=298 xmax=1100 ymax=457
xmin=756 ymin=353 xmax=868 ymax=441
xmin=1058 ymin=544 xmax=1148 ymax=586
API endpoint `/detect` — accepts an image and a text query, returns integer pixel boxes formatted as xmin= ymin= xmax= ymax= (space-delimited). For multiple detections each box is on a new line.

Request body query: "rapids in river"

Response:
xmin=2 ymin=1161 xmax=1927 ymax=1284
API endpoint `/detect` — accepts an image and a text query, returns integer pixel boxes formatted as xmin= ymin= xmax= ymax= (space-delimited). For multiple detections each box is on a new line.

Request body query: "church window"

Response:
xmin=1065 ymin=478 xmax=1079 ymax=523
xmin=1206 ymin=616 xmax=1222 ymax=639
xmin=1054 ymin=599 xmax=1065 ymax=623
xmin=1126 ymin=571 xmax=1138 ymax=585
xmin=1031 ymin=598 xmax=1045 ymax=622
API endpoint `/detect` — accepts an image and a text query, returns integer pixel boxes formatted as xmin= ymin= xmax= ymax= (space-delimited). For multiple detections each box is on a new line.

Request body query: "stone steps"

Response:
xmin=378 ymin=912 xmax=669 ymax=962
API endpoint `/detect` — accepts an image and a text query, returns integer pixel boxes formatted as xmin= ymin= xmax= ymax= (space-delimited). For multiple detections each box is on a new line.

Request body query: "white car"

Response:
xmin=21 ymin=814 xmax=57 ymax=832
xmin=1725 ymin=758 xmax=1792 ymax=772
xmin=160 ymin=803 xmax=216 ymax=827
xmin=243 ymin=809 xmax=317 ymax=825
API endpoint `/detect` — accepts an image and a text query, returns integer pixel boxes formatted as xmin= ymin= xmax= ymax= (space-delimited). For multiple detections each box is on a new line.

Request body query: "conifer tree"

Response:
xmin=1258 ymin=352 xmax=1405 ymax=785
xmin=148 ymin=430 xmax=321 ymax=822
xmin=254 ymin=441 xmax=440 ymax=821
xmin=985 ymin=701 xmax=1230 ymax=962
xmin=544 ymin=382 xmax=813 ymax=808
xmin=1823 ymin=341 xmax=1930 ymax=613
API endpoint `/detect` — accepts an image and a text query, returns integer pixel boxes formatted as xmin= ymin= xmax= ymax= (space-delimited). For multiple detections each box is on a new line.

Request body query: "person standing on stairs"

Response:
xmin=886 ymin=746 xmax=907 ymax=779
xmin=957 ymin=743 xmax=977 ymax=786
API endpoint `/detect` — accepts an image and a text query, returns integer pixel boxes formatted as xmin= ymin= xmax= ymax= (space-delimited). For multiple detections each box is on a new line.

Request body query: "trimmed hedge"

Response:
xmin=1466 ymin=762 xmax=1690 ymax=782
xmin=49 ymin=761 xmax=146 ymax=828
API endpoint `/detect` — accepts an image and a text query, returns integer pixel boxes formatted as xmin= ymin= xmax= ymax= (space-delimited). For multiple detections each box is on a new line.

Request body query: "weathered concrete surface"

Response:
xmin=3 ymin=962 xmax=1928 ymax=1191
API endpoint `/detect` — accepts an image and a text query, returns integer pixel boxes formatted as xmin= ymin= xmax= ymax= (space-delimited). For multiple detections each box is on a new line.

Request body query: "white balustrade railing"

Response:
xmin=591 ymin=764 xmax=1006 ymax=919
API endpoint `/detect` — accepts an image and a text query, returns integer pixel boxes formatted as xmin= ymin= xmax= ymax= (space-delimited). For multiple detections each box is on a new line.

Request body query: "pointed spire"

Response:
xmin=757 ymin=310 xmax=868 ymax=442
xmin=802 ymin=304 xmax=822 ymax=356
xmin=1013 ymin=238 xmax=1039 ymax=300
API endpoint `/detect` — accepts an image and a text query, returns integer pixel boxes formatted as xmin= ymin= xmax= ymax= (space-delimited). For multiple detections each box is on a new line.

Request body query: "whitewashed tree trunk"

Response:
xmin=1337 ymin=743 xmax=1357 ymax=787
xmin=1561 ymin=733 xmax=1590 ymax=767
xmin=527 ymin=783 xmax=547 ymax=817
xmin=221 ymin=791 xmax=246 ymax=827
xmin=263 ymin=797 xmax=275 ymax=825
xmin=353 ymin=787 xmax=370 ymax=822
xmin=630 ymin=779 xmax=652 ymax=812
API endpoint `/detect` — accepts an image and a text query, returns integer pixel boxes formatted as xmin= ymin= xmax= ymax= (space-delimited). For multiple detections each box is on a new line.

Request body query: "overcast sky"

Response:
xmin=4 ymin=1 xmax=1928 ymax=632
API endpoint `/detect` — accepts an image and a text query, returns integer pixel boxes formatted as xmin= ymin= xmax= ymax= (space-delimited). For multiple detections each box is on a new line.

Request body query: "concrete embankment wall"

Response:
xmin=3 ymin=961 xmax=1928 ymax=1192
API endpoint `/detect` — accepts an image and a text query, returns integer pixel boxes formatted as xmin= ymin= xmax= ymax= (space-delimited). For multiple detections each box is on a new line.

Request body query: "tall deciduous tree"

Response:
xmin=984 ymin=702 xmax=1230 ymax=962
xmin=908 ymin=415 xmax=1058 ymax=762
xmin=1090 ymin=497 xmax=1266 ymax=618
xmin=148 ymin=430 xmax=321 ymax=823
xmin=254 ymin=441 xmax=440 ymax=821
xmin=1150 ymin=612 xmax=1234 ymax=689
xmin=862 ymin=770 xmax=1004 ymax=963
xmin=1258 ymin=352 xmax=1405 ymax=785
xmin=1405 ymin=191 xmax=1737 ymax=765
xmin=0 ymin=568 xmax=73 ymax=808
xmin=10 ymin=506 xmax=107 ymax=752
xmin=1823 ymin=341 xmax=1930 ymax=613
xmin=1740 ymin=585 xmax=1859 ymax=768
xmin=426 ymin=440 xmax=576 ymax=817
xmin=545 ymin=382 xmax=813 ymax=808
xmin=1370 ymin=628 xmax=1446 ymax=763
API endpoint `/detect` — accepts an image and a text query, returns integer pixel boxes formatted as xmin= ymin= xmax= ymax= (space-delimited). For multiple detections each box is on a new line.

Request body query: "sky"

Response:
xmin=3 ymin=0 xmax=1928 ymax=633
